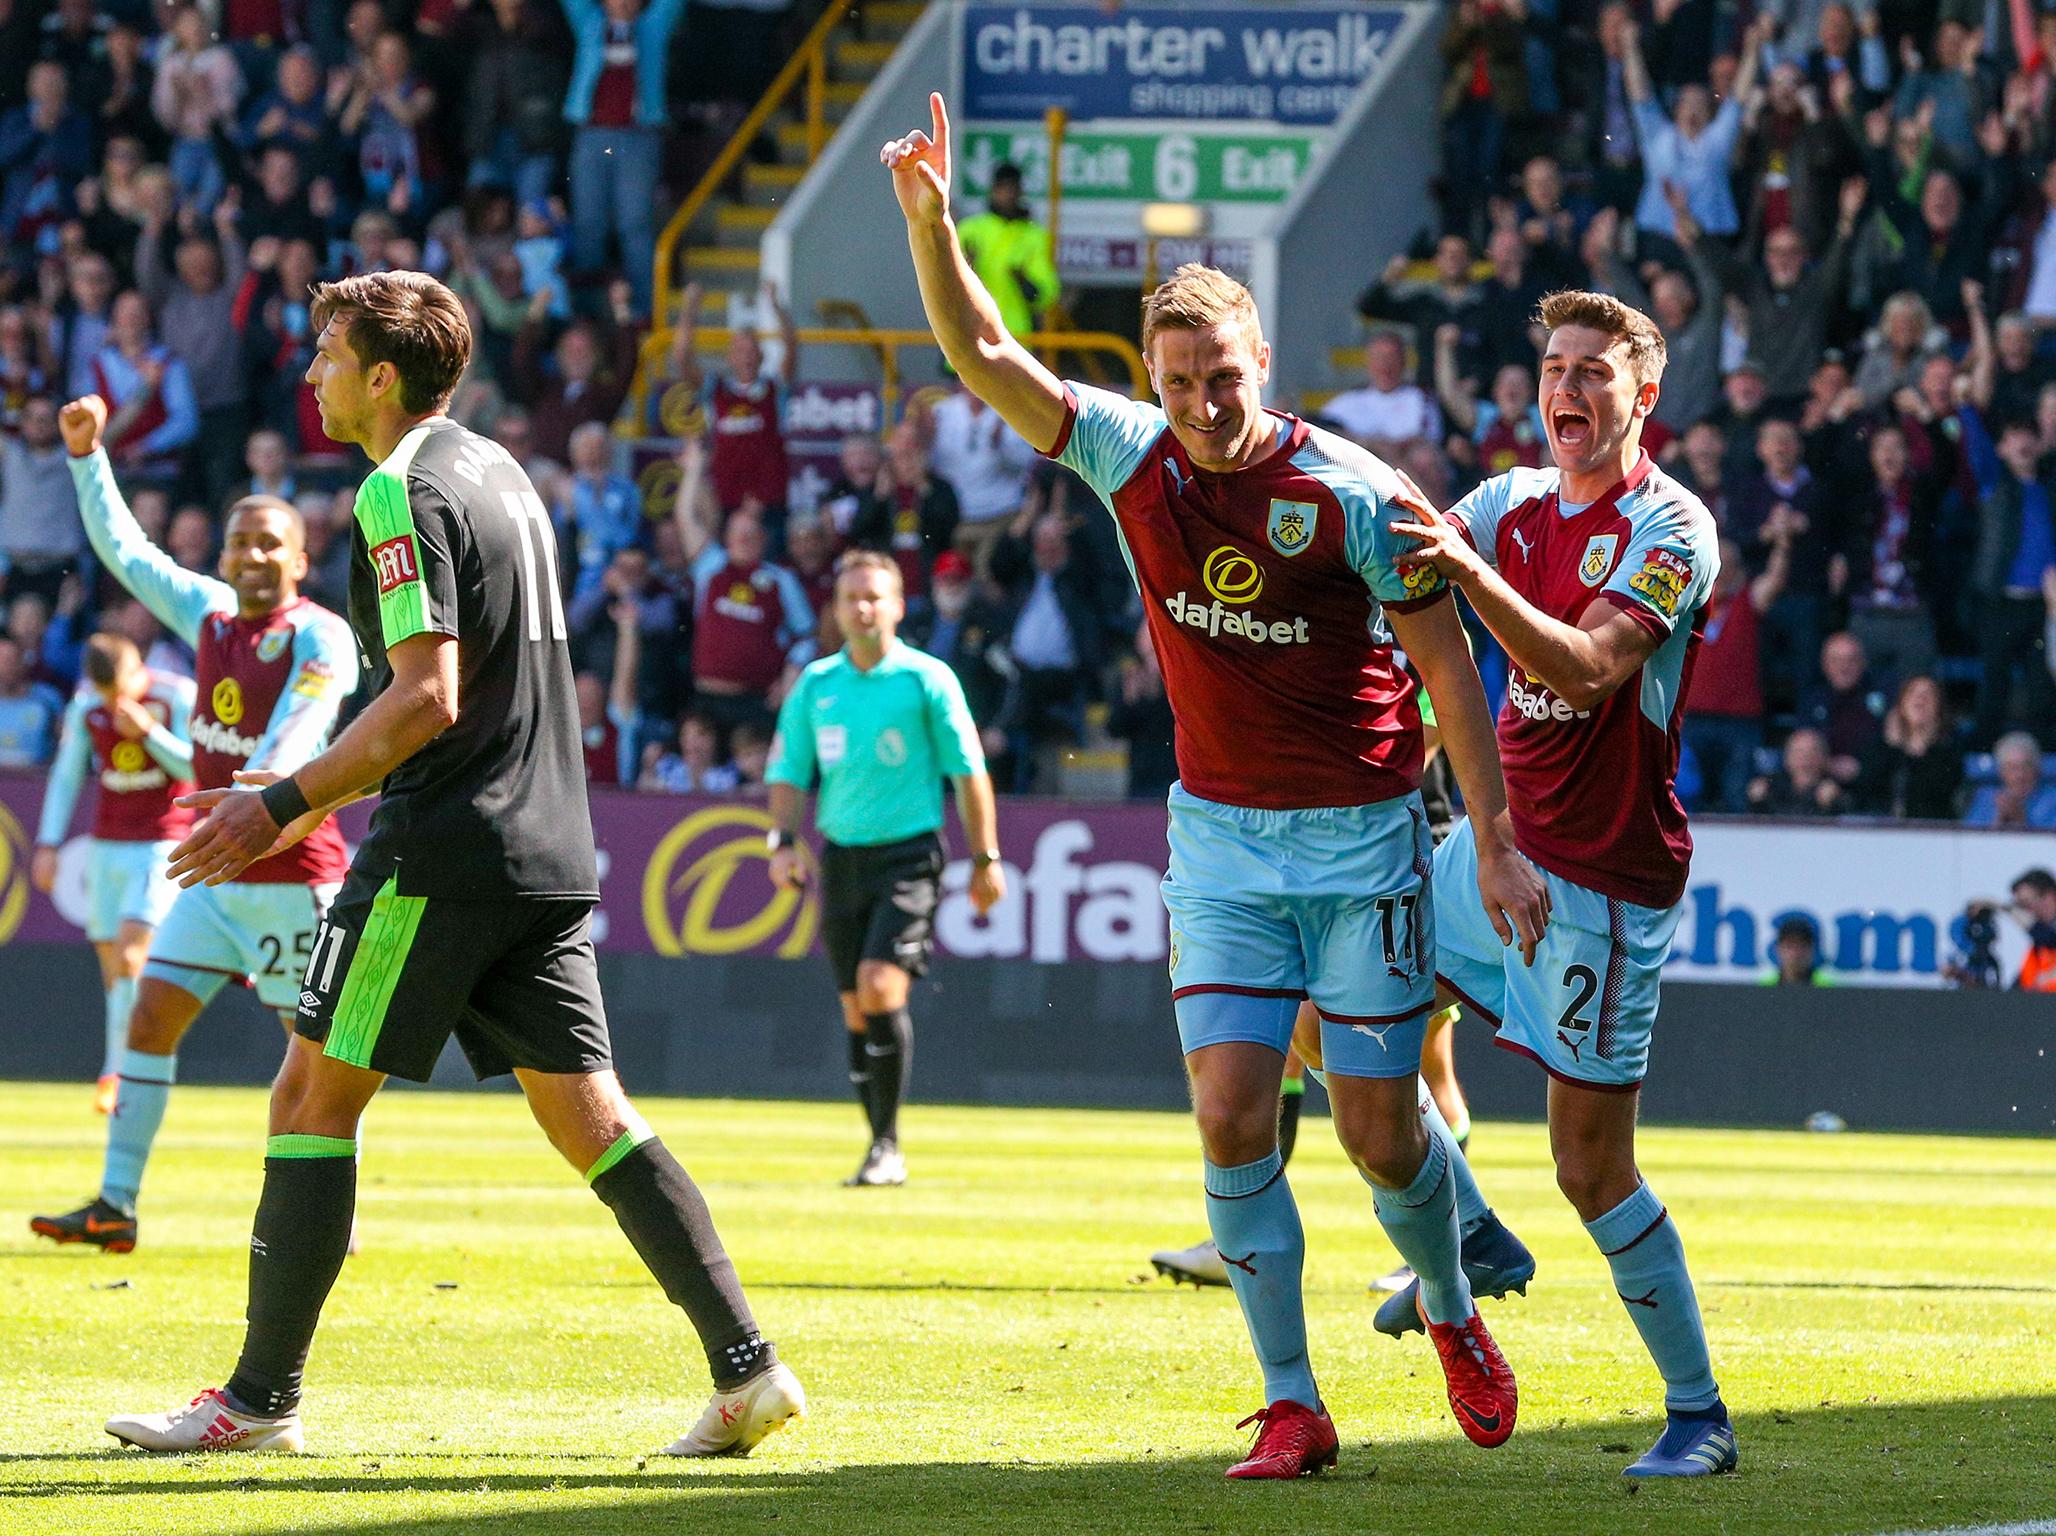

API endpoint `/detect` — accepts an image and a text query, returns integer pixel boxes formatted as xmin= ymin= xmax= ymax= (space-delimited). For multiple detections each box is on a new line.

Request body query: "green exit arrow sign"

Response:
xmin=961 ymin=127 xmax=1315 ymax=204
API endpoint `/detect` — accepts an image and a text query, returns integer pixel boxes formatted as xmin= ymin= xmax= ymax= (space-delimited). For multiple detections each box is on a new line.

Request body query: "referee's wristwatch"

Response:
xmin=970 ymin=849 xmax=1002 ymax=868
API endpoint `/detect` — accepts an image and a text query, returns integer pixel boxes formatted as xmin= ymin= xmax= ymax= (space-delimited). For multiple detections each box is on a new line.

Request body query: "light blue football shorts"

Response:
xmin=1163 ymin=784 xmax=1437 ymax=1080
xmin=145 ymin=879 xmax=341 ymax=1013
xmin=83 ymin=838 xmax=180 ymax=943
xmin=1432 ymin=816 xmax=1684 ymax=1090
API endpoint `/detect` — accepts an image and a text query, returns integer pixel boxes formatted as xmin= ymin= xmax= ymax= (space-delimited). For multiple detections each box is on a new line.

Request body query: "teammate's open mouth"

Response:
xmin=1552 ymin=407 xmax=1592 ymax=449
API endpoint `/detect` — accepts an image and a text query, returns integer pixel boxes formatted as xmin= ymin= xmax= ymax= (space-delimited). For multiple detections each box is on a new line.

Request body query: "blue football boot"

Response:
xmin=1373 ymin=1210 xmax=1536 ymax=1337
xmin=1623 ymin=1402 xmax=1739 ymax=1477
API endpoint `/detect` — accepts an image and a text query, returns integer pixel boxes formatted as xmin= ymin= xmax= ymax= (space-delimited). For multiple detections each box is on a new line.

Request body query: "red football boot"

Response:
xmin=1420 ymin=1298 xmax=1518 ymax=1448
xmin=1224 ymin=1400 xmax=1339 ymax=1479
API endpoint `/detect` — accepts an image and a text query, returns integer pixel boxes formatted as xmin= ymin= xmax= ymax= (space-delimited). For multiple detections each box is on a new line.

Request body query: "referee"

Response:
xmin=767 ymin=548 xmax=1003 ymax=1187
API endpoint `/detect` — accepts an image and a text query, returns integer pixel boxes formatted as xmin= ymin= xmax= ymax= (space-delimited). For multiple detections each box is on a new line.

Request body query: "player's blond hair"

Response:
xmin=1142 ymin=265 xmax=1263 ymax=359
xmin=1536 ymin=289 xmax=1668 ymax=386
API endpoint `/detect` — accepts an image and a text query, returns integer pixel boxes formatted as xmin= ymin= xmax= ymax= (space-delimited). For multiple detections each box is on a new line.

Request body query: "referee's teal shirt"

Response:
xmin=767 ymin=641 xmax=986 ymax=847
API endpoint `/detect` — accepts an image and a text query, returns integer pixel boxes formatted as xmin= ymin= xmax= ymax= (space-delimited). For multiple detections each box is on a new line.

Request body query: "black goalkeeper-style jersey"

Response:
xmin=345 ymin=416 xmax=599 ymax=898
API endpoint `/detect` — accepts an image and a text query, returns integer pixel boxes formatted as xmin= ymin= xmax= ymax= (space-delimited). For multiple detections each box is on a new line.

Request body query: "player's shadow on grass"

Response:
xmin=15 ymin=1394 xmax=2056 ymax=1536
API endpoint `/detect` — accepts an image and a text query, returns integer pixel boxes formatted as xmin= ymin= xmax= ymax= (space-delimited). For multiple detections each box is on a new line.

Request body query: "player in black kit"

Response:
xmin=104 ymin=271 xmax=804 ymax=1458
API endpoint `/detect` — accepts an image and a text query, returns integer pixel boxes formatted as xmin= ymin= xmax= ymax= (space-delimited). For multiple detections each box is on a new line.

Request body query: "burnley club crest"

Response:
xmin=1578 ymin=533 xmax=1619 ymax=587
xmin=1267 ymin=499 xmax=1316 ymax=557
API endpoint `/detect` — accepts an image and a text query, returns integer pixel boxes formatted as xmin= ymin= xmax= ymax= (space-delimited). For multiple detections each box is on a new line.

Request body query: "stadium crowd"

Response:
xmin=0 ymin=0 xmax=2052 ymax=828
xmin=1356 ymin=0 xmax=2056 ymax=826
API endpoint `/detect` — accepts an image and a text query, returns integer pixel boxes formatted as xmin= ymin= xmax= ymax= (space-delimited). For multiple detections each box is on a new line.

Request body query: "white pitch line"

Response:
xmin=1869 ymin=1522 xmax=2056 ymax=1536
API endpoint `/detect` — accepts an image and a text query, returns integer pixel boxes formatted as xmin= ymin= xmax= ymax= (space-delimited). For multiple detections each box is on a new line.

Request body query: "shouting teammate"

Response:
xmin=885 ymin=95 xmax=1549 ymax=1478
xmin=102 ymin=271 xmax=802 ymax=1459
xmin=1381 ymin=289 xmax=1734 ymax=1478
xmin=32 ymin=403 xmax=357 ymax=1254
xmin=32 ymin=633 xmax=197 ymax=1116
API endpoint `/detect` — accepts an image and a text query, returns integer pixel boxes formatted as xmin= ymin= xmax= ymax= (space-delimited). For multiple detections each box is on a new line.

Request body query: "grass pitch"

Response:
xmin=3 ymin=1079 xmax=2053 ymax=1536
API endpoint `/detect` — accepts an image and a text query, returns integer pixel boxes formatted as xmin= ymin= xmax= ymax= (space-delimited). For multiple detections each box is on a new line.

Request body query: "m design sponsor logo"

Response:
xmin=371 ymin=536 xmax=418 ymax=595
xmin=1161 ymin=545 xmax=1310 ymax=644
xmin=642 ymin=805 xmax=819 ymax=959
xmin=212 ymin=678 xmax=244 ymax=726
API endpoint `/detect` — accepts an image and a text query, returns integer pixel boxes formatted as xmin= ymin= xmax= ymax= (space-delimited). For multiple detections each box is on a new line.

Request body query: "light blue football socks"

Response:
xmin=101 ymin=1047 xmax=176 ymax=1214
xmin=1204 ymin=1151 xmax=1318 ymax=1409
xmin=1585 ymin=1180 xmax=1719 ymax=1411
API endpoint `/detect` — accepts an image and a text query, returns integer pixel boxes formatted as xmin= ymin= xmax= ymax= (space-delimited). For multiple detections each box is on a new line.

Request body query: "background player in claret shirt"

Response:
xmin=31 ymin=404 xmax=358 ymax=1256
xmin=885 ymin=94 xmax=1549 ymax=1480
xmin=1387 ymin=289 xmax=1734 ymax=1479
xmin=32 ymin=633 xmax=197 ymax=1116
xmin=101 ymin=271 xmax=802 ymax=1462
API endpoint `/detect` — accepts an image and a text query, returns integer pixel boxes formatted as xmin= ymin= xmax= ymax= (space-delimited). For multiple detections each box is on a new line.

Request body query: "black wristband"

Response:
xmin=259 ymin=777 xmax=313 ymax=828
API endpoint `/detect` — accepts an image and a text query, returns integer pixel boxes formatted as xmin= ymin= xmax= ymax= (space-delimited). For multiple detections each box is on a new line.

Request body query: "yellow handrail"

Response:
xmin=651 ymin=0 xmax=860 ymax=328
xmin=632 ymin=325 xmax=1150 ymax=432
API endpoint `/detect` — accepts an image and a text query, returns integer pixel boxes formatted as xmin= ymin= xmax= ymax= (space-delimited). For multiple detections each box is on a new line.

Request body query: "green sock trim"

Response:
xmin=1447 ymin=1111 xmax=1472 ymax=1144
xmin=584 ymin=1127 xmax=655 ymax=1186
xmin=1280 ymin=1075 xmax=1307 ymax=1098
xmin=266 ymin=1133 xmax=357 ymax=1159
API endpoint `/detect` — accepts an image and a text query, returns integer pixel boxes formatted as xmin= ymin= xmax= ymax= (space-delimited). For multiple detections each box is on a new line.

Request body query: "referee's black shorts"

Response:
xmin=294 ymin=847 xmax=612 ymax=1083
xmin=819 ymin=831 xmax=946 ymax=993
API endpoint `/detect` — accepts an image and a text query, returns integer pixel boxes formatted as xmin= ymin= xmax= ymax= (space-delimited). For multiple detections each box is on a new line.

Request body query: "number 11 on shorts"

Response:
xmin=304 ymin=923 xmax=347 ymax=996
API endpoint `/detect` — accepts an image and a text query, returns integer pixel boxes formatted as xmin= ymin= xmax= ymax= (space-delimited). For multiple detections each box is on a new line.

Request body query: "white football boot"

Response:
xmin=661 ymin=1361 xmax=806 ymax=1457
xmin=107 ymin=1388 xmax=304 ymax=1453
xmin=1150 ymin=1238 xmax=1232 ymax=1287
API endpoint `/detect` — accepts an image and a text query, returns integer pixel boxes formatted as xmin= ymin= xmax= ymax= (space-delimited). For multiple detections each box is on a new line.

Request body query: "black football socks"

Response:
xmin=588 ymin=1132 xmax=773 ymax=1388
xmin=225 ymin=1136 xmax=359 ymax=1417
xmin=861 ymin=1008 xmax=912 ymax=1145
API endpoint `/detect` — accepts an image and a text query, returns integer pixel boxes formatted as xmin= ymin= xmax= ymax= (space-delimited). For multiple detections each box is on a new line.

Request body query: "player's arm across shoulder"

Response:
xmin=1444 ymin=466 xmax=1554 ymax=569
xmin=1305 ymin=428 xmax=1452 ymax=611
xmin=1046 ymin=382 xmax=1166 ymax=505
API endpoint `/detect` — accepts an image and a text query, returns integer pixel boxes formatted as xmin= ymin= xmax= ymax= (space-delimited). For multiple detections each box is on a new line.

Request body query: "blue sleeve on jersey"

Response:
xmin=1049 ymin=383 xmax=1164 ymax=502
xmin=1445 ymin=472 xmax=1521 ymax=571
xmin=922 ymin=658 xmax=984 ymax=779
xmin=1322 ymin=446 xmax=1450 ymax=610
xmin=35 ymin=692 xmax=92 ymax=846
xmin=70 ymin=449 xmax=233 ymax=647
xmin=244 ymin=613 xmax=360 ymax=776
xmin=1603 ymin=498 xmax=1720 ymax=634
xmin=764 ymin=671 xmax=817 ymax=790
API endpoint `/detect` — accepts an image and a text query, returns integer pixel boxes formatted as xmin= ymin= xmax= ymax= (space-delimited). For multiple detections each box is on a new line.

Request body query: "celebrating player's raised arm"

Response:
xmin=1395 ymin=497 xmax=1662 ymax=712
xmin=62 ymin=398 xmax=231 ymax=649
xmin=882 ymin=93 xmax=1068 ymax=454
xmin=1386 ymin=594 xmax=1550 ymax=965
